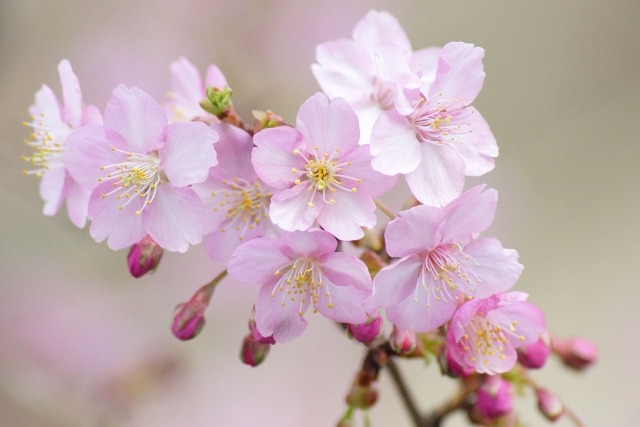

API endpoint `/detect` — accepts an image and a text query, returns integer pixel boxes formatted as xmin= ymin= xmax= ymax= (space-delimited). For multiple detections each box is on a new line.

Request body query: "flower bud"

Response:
xmin=517 ymin=337 xmax=550 ymax=369
xmin=347 ymin=314 xmax=383 ymax=345
xmin=171 ymin=303 xmax=206 ymax=340
xmin=552 ymin=337 xmax=597 ymax=371
xmin=200 ymin=86 xmax=233 ymax=117
xmin=390 ymin=326 xmax=416 ymax=355
xmin=345 ymin=384 xmax=378 ymax=409
xmin=251 ymin=110 xmax=285 ymax=133
xmin=248 ymin=306 xmax=276 ymax=345
xmin=535 ymin=387 xmax=564 ymax=421
xmin=476 ymin=376 xmax=513 ymax=419
xmin=127 ymin=235 xmax=163 ymax=278
xmin=240 ymin=333 xmax=271 ymax=367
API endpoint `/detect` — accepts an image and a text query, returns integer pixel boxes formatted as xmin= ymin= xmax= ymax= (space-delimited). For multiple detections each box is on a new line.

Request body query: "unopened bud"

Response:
xmin=127 ymin=235 xmax=163 ymax=278
xmin=171 ymin=303 xmax=205 ymax=340
xmin=345 ymin=384 xmax=378 ymax=409
xmin=476 ymin=375 xmax=513 ymax=419
xmin=535 ymin=387 xmax=564 ymax=421
xmin=552 ymin=337 xmax=597 ymax=371
xmin=240 ymin=333 xmax=271 ymax=367
xmin=200 ymin=86 xmax=233 ymax=117
xmin=517 ymin=336 xmax=550 ymax=369
xmin=251 ymin=110 xmax=285 ymax=133
xmin=390 ymin=326 xmax=416 ymax=355
xmin=347 ymin=314 xmax=383 ymax=345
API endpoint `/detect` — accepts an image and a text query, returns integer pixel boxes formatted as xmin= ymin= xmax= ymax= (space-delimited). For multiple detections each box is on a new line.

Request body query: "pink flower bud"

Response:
xmin=345 ymin=384 xmax=378 ymax=409
xmin=517 ymin=337 xmax=550 ymax=369
xmin=552 ymin=337 xmax=598 ymax=371
xmin=347 ymin=314 xmax=383 ymax=345
xmin=535 ymin=387 xmax=564 ymax=421
xmin=390 ymin=326 xmax=416 ymax=355
xmin=240 ymin=333 xmax=271 ymax=367
xmin=171 ymin=303 xmax=205 ymax=340
xmin=127 ymin=235 xmax=163 ymax=278
xmin=476 ymin=376 xmax=513 ymax=419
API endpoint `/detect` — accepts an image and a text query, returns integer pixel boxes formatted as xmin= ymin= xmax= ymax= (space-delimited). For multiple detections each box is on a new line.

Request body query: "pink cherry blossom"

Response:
xmin=22 ymin=59 xmax=102 ymax=228
xmin=446 ymin=292 xmax=547 ymax=375
xmin=367 ymin=185 xmax=522 ymax=333
xmin=227 ymin=229 xmax=371 ymax=343
xmin=192 ymin=121 xmax=279 ymax=263
xmin=166 ymin=56 xmax=228 ymax=123
xmin=252 ymin=92 xmax=396 ymax=241
xmin=63 ymin=84 xmax=218 ymax=252
xmin=370 ymin=42 xmax=498 ymax=207
xmin=312 ymin=10 xmax=440 ymax=144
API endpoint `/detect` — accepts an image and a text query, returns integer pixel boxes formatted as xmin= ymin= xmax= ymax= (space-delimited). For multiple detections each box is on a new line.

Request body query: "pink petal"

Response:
xmin=343 ymin=144 xmax=398 ymax=197
xmin=367 ymin=256 xmax=422 ymax=310
xmin=255 ymin=283 xmax=309 ymax=343
xmin=386 ymin=279 xmax=458 ymax=332
xmin=143 ymin=185 xmax=208 ymax=252
xmin=315 ymin=276 xmax=369 ymax=324
xmin=103 ymin=85 xmax=167 ymax=154
xmin=317 ymin=187 xmax=376 ymax=241
xmin=320 ymin=252 xmax=372 ymax=291
xmin=269 ymin=184 xmax=320 ymax=232
xmin=205 ymin=64 xmax=228 ymax=88
xmin=446 ymin=107 xmax=497 ymax=176
xmin=169 ymin=57 xmax=205 ymax=111
xmin=385 ymin=205 xmax=444 ymax=257
xmin=88 ymin=182 xmax=146 ymax=250
xmin=428 ymin=42 xmax=485 ymax=107
xmin=80 ymin=105 xmax=103 ymax=126
xmin=29 ymin=84 xmax=62 ymax=120
xmin=160 ymin=122 xmax=218 ymax=186
xmin=409 ymin=47 xmax=441 ymax=87
xmin=458 ymin=238 xmax=523 ymax=299
xmin=370 ymin=109 xmax=421 ymax=175
xmin=228 ymin=237 xmax=291 ymax=284
xmin=204 ymin=226 xmax=263 ymax=263
xmin=39 ymin=167 xmax=66 ymax=217
xmin=65 ymin=179 xmax=90 ymax=229
xmin=492 ymin=299 xmax=546 ymax=348
xmin=374 ymin=43 xmax=421 ymax=115
xmin=278 ymin=229 xmax=337 ymax=259
xmin=63 ymin=125 xmax=123 ymax=190
xmin=58 ymin=59 xmax=82 ymax=128
xmin=209 ymin=122 xmax=256 ymax=182
xmin=312 ymin=38 xmax=375 ymax=102
xmin=405 ymin=143 xmax=465 ymax=207
xmin=441 ymin=185 xmax=497 ymax=245
xmin=252 ymin=126 xmax=306 ymax=188
xmin=296 ymin=93 xmax=359 ymax=154
xmin=352 ymin=10 xmax=412 ymax=57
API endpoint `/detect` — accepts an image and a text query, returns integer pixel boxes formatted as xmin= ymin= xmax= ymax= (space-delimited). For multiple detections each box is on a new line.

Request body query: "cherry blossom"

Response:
xmin=63 ymin=85 xmax=218 ymax=252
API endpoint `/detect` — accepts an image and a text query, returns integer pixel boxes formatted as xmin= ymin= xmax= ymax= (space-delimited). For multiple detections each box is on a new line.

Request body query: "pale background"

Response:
xmin=1 ymin=1 xmax=638 ymax=426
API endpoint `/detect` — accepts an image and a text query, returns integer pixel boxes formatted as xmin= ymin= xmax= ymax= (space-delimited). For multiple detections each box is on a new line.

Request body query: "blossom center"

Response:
xmin=416 ymin=244 xmax=479 ymax=305
xmin=410 ymin=98 xmax=473 ymax=144
xmin=271 ymin=257 xmax=333 ymax=315
xmin=98 ymin=148 xmax=161 ymax=215
xmin=21 ymin=113 xmax=71 ymax=177
xmin=292 ymin=147 xmax=362 ymax=206
xmin=460 ymin=316 xmax=509 ymax=366
xmin=213 ymin=178 xmax=271 ymax=239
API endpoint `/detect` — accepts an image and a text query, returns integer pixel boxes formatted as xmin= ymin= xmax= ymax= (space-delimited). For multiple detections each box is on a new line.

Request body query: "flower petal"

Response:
xmin=317 ymin=187 xmax=376 ymax=241
xmin=370 ymin=109 xmax=421 ymax=175
xmin=441 ymin=185 xmax=497 ymax=245
xmin=255 ymin=283 xmax=309 ymax=343
xmin=367 ymin=255 xmax=422 ymax=310
xmin=228 ymin=237 xmax=291 ymax=284
xmin=103 ymin=85 xmax=167 ymax=154
xmin=352 ymin=10 xmax=412 ymax=57
xmin=269 ymin=184 xmax=320 ymax=232
xmin=315 ymin=275 xmax=369 ymax=324
xmin=385 ymin=204 xmax=445 ymax=257
xmin=446 ymin=107 xmax=497 ymax=176
xmin=278 ymin=229 xmax=337 ymax=259
xmin=39 ymin=167 xmax=66 ymax=217
xmin=65 ymin=179 xmax=90 ymax=229
xmin=143 ymin=185 xmax=208 ymax=252
xmin=405 ymin=142 xmax=465 ymax=207
xmin=297 ymin=93 xmax=359 ymax=154
xmin=252 ymin=126 xmax=306 ymax=188
xmin=428 ymin=42 xmax=485 ymax=108
xmin=321 ymin=252 xmax=372 ymax=291
xmin=160 ymin=122 xmax=218 ymax=186
xmin=58 ymin=59 xmax=82 ymax=128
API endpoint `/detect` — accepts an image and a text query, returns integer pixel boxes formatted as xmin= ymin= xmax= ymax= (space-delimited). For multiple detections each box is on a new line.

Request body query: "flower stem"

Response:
xmin=385 ymin=357 xmax=423 ymax=427
xmin=374 ymin=198 xmax=397 ymax=220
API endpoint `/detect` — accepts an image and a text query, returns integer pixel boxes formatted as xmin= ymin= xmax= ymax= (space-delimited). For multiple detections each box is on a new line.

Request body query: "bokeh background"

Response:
xmin=1 ymin=1 xmax=638 ymax=426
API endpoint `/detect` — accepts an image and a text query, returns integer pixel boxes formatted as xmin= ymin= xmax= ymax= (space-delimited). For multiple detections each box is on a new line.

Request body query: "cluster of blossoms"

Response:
xmin=23 ymin=10 xmax=595 ymax=427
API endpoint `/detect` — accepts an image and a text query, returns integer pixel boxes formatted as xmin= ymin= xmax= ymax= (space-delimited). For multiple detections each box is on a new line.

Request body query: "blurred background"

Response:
xmin=1 ymin=1 xmax=638 ymax=425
